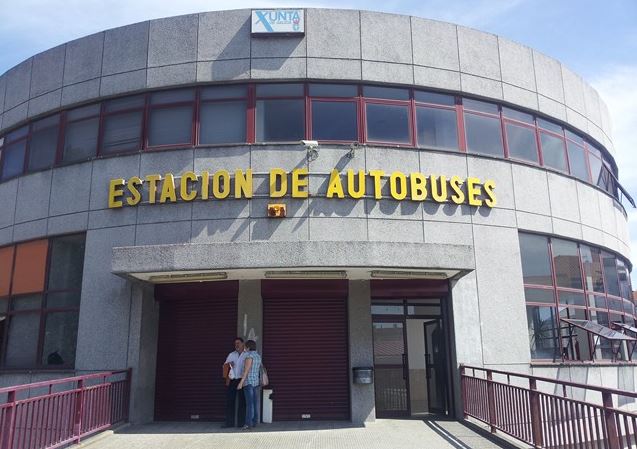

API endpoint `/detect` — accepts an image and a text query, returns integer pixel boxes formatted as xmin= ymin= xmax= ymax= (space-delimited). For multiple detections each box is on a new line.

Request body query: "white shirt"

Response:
xmin=225 ymin=350 xmax=247 ymax=380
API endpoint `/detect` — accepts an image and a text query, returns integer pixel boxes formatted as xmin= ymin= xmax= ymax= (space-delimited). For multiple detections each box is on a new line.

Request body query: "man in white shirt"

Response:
xmin=222 ymin=337 xmax=247 ymax=428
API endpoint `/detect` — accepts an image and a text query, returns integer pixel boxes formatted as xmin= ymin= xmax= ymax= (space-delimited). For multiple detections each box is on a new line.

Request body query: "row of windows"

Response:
xmin=0 ymin=234 xmax=85 ymax=370
xmin=0 ymin=83 xmax=625 ymax=204
xmin=520 ymin=232 xmax=634 ymax=363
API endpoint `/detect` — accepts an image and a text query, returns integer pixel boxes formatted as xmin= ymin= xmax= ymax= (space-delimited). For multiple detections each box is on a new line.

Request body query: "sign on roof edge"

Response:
xmin=251 ymin=9 xmax=305 ymax=36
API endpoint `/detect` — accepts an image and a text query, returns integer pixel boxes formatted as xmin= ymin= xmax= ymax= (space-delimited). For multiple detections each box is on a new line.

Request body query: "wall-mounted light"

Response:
xmin=267 ymin=203 xmax=287 ymax=218
xmin=149 ymin=272 xmax=228 ymax=283
xmin=302 ymin=140 xmax=319 ymax=162
xmin=347 ymin=142 xmax=359 ymax=159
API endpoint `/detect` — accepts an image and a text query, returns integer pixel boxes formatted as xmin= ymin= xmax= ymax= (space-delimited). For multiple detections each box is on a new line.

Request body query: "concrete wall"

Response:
xmin=0 ymin=9 xmax=615 ymax=158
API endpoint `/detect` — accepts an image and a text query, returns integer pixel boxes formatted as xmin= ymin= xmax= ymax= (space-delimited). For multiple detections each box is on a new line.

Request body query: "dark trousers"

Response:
xmin=225 ymin=379 xmax=245 ymax=427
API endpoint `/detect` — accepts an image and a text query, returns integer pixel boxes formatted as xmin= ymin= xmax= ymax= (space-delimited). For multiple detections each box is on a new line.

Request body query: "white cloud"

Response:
xmin=592 ymin=65 xmax=637 ymax=278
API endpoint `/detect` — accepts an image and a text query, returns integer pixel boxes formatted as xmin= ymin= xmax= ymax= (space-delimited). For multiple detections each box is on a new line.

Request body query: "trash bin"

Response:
xmin=262 ymin=388 xmax=273 ymax=423
xmin=352 ymin=367 xmax=374 ymax=384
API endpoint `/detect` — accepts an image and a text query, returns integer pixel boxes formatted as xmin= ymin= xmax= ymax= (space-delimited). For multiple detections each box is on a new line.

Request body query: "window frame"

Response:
xmin=60 ymin=106 xmax=101 ymax=165
xmin=254 ymin=83 xmax=307 ymax=143
xmin=145 ymin=89 xmax=197 ymax=150
xmin=98 ymin=96 xmax=147 ymax=157
xmin=414 ymin=92 xmax=461 ymax=151
xmin=362 ymin=87 xmax=414 ymax=147
xmin=198 ymin=86 xmax=249 ymax=146
xmin=0 ymin=127 xmax=30 ymax=181
xmin=308 ymin=84 xmax=360 ymax=144
xmin=462 ymin=100 xmax=505 ymax=157
xmin=502 ymin=112 xmax=541 ymax=165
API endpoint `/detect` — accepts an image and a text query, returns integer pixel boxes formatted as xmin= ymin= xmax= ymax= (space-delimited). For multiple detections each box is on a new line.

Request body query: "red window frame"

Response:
xmin=254 ymin=83 xmax=306 ymax=143
xmin=362 ymin=86 xmax=414 ymax=147
xmin=462 ymin=100 xmax=505 ymax=157
xmin=26 ymin=114 xmax=61 ymax=173
xmin=502 ymin=111 xmax=541 ymax=165
xmin=413 ymin=92 xmax=461 ymax=151
xmin=198 ymin=85 xmax=249 ymax=146
xmin=145 ymin=88 xmax=197 ymax=150
xmin=98 ymin=95 xmax=146 ymax=157
xmin=537 ymin=121 xmax=570 ymax=174
xmin=307 ymin=83 xmax=360 ymax=144
xmin=59 ymin=105 xmax=101 ymax=164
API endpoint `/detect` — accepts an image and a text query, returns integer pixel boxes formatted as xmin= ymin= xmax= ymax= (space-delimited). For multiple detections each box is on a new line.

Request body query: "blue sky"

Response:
xmin=1 ymin=0 xmax=637 ymax=276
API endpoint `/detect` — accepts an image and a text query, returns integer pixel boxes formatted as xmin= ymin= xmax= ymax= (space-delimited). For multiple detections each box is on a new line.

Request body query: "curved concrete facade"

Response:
xmin=0 ymin=8 xmax=633 ymax=425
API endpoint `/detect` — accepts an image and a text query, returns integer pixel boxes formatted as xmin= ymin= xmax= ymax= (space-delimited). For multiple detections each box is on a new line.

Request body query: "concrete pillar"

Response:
xmin=348 ymin=280 xmax=375 ymax=424
xmin=126 ymin=283 xmax=159 ymax=424
xmin=238 ymin=280 xmax=263 ymax=352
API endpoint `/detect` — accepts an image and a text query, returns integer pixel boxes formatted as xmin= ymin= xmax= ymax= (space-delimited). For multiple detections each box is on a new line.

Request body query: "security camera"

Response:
xmin=301 ymin=140 xmax=319 ymax=148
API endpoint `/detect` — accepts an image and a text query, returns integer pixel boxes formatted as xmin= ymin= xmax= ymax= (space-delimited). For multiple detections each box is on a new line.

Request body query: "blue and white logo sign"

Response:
xmin=251 ymin=9 xmax=305 ymax=35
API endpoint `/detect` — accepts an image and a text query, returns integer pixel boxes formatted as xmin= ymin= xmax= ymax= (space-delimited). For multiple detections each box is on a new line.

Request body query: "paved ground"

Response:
xmin=80 ymin=419 xmax=519 ymax=449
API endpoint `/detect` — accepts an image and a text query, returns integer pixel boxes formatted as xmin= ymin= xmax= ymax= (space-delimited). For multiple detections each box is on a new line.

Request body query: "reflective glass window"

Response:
xmin=519 ymin=233 xmax=552 ymax=286
xmin=256 ymin=83 xmax=304 ymax=97
xmin=63 ymin=117 xmax=99 ymax=162
xmin=200 ymin=101 xmax=247 ymax=144
xmin=527 ymin=305 xmax=559 ymax=360
xmin=101 ymin=111 xmax=143 ymax=154
xmin=463 ymin=99 xmax=499 ymax=114
xmin=588 ymin=154 xmax=603 ymax=184
xmin=104 ymin=95 xmax=145 ymax=112
xmin=47 ymin=235 xmax=85 ymax=291
xmin=567 ymin=142 xmax=590 ymax=181
xmin=366 ymin=103 xmax=410 ymax=143
xmin=416 ymin=106 xmax=458 ymax=150
xmin=42 ymin=311 xmax=79 ymax=366
xmin=524 ymin=288 xmax=555 ymax=304
xmin=558 ymin=291 xmax=586 ymax=306
xmin=465 ymin=113 xmax=504 ymax=156
xmin=502 ymin=107 xmax=534 ymax=124
xmin=363 ymin=85 xmax=409 ymax=100
xmin=309 ymin=84 xmax=358 ymax=97
xmin=148 ymin=106 xmax=193 ymax=146
xmin=506 ymin=123 xmax=538 ymax=163
xmin=602 ymin=253 xmax=621 ymax=297
xmin=201 ymin=85 xmax=247 ymax=100
xmin=150 ymin=89 xmax=195 ymax=104
xmin=559 ymin=307 xmax=591 ymax=360
xmin=1 ymin=140 xmax=27 ymax=180
xmin=28 ymin=115 xmax=59 ymax=171
xmin=4 ymin=312 xmax=39 ymax=367
xmin=580 ymin=245 xmax=605 ymax=293
xmin=540 ymin=132 xmax=568 ymax=171
xmin=552 ymin=239 xmax=583 ymax=289
xmin=414 ymin=91 xmax=455 ymax=106
xmin=256 ymin=99 xmax=305 ymax=142
xmin=311 ymin=101 xmax=357 ymax=141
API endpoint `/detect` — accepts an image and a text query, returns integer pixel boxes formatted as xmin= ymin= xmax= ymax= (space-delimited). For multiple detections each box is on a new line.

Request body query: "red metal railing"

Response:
xmin=461 ymin=364 xmax=637 ymax=448
xmin=0 ymin=369 xmax=131 ymax=449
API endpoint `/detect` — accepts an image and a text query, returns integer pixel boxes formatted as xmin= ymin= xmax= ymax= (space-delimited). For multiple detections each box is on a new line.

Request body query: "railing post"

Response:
xmin=73 ymin=379 xmax=84 ymax=443
xmin=602 ymin=391 xmax=620 ymax=449
xmin=486 ymin=369 xmax=497 ymax=433
xmin=124 ymin=368 xmax=132 ymax=422
xmin=529 ymin=379 xmax=544 ymax=448
xmin=1 ymin=390 xmax=16 ymax=449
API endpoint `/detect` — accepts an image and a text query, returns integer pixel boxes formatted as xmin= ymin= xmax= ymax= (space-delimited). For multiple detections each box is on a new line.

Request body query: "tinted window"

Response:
xmin=63 ymin=118 xmax=99 ymax=162
xmin=28 ymin=115 xmax=59 ymax=171
xmin=101 ymin=111 xmax=143 ymax=154
xmin=104 ymin=95 xmax=145 ymax=112
xmin=416 ymin=106 xmax=458 ymax=150
xmin=519 ymin=233 xmax=552 ymax=285
xmin=148 ymin=106 xmax=193 ymax=146
xmin=503 ymin=107 xmax=534 ymax=124
xmin=527 ymin=305 xmax=559 ymax=360
xmin=366 ymin=103 xmax=410 ymax=143
xmin=537 ymin=118 xmax=562 ymax=134
xmin=312 ymin=101 xmax=357 ymax=141
xmin=567 ymin=142 xmax=589 ymax=181
xmin=552 ymin=239 xmax=582 ymax=289
xmin=47 ymin=234 xmax=85 ymax=291
xmin=363 ymin=85 xmax=409 ymax=100
xmin=506 ymin=123 xmax=538 ymax=163
xmin=4 ymin=312 xmax=40 ymax=367
xmin=414 ymin=91 xmax=455 ymax=106
xmin=200 ymin=101 xmax=247 ymax=144
xmin=558 ymin=291 xmax=586 ymax=306
xmin=540 ymin=132 xmax=568 ymax=171
xmin=201 ymin=85 xmax=247 ymax=100
xmin=42 ymin=311 xmax=79 ymax=366
xmin=256 ymin=99 xmax=305 ymax=142
xmin=465 ymin=113 xmax=504 ymax=156
xmin=602 ymin=253 xmax=620 ymax=297
xmin=525 ymin=288 xmax=555 ymax=304
xmin=150 ymin=89 xmax=195 ymax=104
xmin=1 ymin=141 xmax=27 ymax=180
xmin=309 ymin=84 xmax=358 ymax=97
xmin=463 ymin=99 xmax=498 ymax=114
xmin=257 ymin=83 xmax=304 ymax=97
xmin=588 ymin=155 xmax=602 ymax=184
xmin=580 ymin=246 xmax=604 ymax=293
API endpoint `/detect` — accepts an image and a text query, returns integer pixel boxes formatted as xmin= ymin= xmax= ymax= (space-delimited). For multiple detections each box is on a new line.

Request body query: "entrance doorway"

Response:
xmin=372 ymin=297 xmax=451 ymax=418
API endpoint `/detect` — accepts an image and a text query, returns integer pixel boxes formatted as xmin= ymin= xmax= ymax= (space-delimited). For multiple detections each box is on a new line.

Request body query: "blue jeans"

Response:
xmin=244 ymin=384 xmax=258 ymax=427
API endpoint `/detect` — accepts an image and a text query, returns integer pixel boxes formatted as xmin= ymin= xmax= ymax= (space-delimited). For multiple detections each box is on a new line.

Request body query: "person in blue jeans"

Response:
xmin=237 ymin=339 xmax=262 ymax=430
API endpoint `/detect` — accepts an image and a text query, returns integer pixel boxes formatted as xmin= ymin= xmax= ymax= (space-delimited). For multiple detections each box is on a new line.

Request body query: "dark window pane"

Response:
xmin=567 ymin=142 xmax=589 ymax=181
xmin=525 ymin=288 xmax=555 ymax=304
xmin=42 ymin=311 xmax=79 ymax=366
xmin=256 ymin=99 xmax=305 ymax=142
xmin=519 ymin=233 xmax=552 ymax=286
xmin=6 ymin=126 xmax=29 ymax=143
xmin=256 ymin=84 xmax=304 ymax=97
xmin=371 ymin=305 xmax=404 ymax=315
xmin=602 ymin=253 xmax=621 ymax=297
xmin=48 ymin=234 xmax=85 ymax=291
xmin=580 ymin=245 xmax=604 ymax=293
xmin=199 ymin=101 xmax=247 ymax=144
xmin=407 ymin=305 xmax=441 ymax=315
xmin=11 ymin=294 xmax=42 ymax=311
xmin=309 ymin=84 xmax=358 ymax=97
xmin=104 ymin=95 xmax=145 ymax=112
xmin=365 ymin=103 xmax=410 ymax=143
xmin=63 ymin=118 xmax=99 ymax=162
xmin=148 ymin=106 xmax=193 ymax=146
xmin=1 ymin=141 xmax=26 ymax=180
xmin=558 ymin=291 xmax=586 ymax=306
xmin=201 ymin=85 xmax=247 ymax=100
xmin=416 ymin=106 xmax=458 ymax=150
xmin=363 ymin=85 xmax=409 ymax=100
xmin=28 ymin=116 xmax=59 ymax=171
xmin=311 ymin=101 xmax=357 ymax=141
xmin=506 ymin=123 xmax=538 ymax=163
xmin=608 ymin=298 xmax=623 ymax=312
xmin=559 ymin=307 xmax=590 ymax=360
xmin=66 ymin=104 xmax=100 ymax=121
xmin=623 ymin=299 xmax=634 ymax=315
xmin=588 ymin=155 xmax=602 ymax=184
xmin=588 ymin=294 xmax=606 ymax=309
xmin=552 ymin=239 xmax=583 ymax=289
xmin=502 ymin=107 xmax=534 ymax=124
xmin=590 ymin=309 xmax=614 ymax=359
xmin=150 ymin=89 xmax=195 ymax=104
xmin=101 ymin=111 xmax=143 ymax=154
xmin=537 ymin=118 xmax=562 ymax=133
xmin=0 ymin=299 xmax=7 ymax=313
xmin=540 ymin=132 xmax=568 ymax=171
xmin=565 ymin=129 xmax=584 ymax=145
xmin=465 ymin=113 xmax=504 ymax=156
xmin=526 ymin=305 xmax=559 ymax=360
xmin=4 ymin=312 xmax=39 ymax=368
xmin=46 ymin=291 xmax=81 ymax=309
xmin=463 ymin=99 xmax=499 ymax=114
xmin=617 ymin=259 xmax=631 ymax=299
xmin=414 ymin=91 xmax=455 ymax=106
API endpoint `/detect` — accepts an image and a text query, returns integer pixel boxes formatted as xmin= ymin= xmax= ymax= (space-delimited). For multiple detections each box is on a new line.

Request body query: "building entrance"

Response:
xmin=371 ymin=283 xmax=452 ymax=418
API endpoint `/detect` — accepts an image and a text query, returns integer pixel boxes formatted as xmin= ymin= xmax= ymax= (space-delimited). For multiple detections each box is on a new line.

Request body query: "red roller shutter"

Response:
xmin=154 ymin=281 xmax=238 ymax=421
xmin=262 ymin=280 xmax=350 ymax=421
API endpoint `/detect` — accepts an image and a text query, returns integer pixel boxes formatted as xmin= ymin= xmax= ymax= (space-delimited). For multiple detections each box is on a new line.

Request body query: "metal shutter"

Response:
xmin=262 ymin=280 xmax=350 ymax=421
xmin=154 ymin=281 xmax=238 ymax=421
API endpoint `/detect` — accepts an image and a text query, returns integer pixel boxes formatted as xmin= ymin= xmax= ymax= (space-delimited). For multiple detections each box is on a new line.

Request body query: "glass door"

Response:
xmin=372 ymin=320 xmax=409 ymax=417
xmin=424 ymin=319 xmax=447 ymax=414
